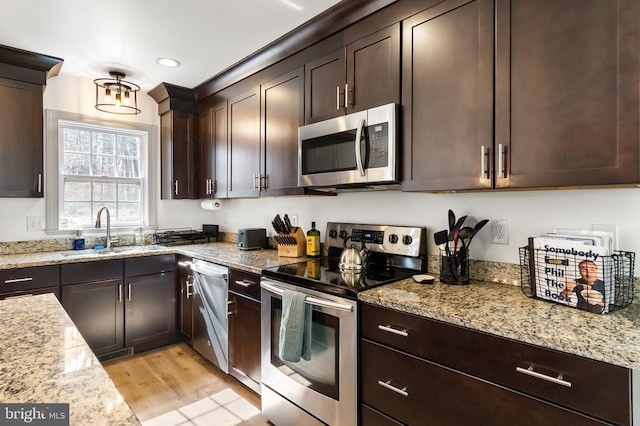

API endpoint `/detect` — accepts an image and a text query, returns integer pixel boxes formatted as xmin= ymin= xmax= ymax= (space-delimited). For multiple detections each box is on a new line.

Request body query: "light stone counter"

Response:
xmin=0 ymin=243 xmax=302 ymax=275
xmin=359 ymin=279 xmax=640 ymax=370
xmin=0 ymin=293 xmax=139 ymax=425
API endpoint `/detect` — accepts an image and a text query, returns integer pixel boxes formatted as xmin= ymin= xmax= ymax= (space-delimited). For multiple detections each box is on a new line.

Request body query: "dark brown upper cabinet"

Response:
xmin=149 ymin=84 xmax=199 ymax=199
xmin=199 ymin=102 xmax=228 ymax=199
xmin=260 ymin=67 xmax=305 ymax=196
xmin=227 ymin=87 xmax=261 ymax=198
xmin=305 ymin=23 xmax=401 ymax=124
xmin=403 ymin=0 xmax=640 ymax=192
xmin=402 ymin=0 xmax=494 ymax=192
xmin=0 ymin=45 xmax=62 ymax=198
xmin=495 ymin=0 xmax=639 ymax=189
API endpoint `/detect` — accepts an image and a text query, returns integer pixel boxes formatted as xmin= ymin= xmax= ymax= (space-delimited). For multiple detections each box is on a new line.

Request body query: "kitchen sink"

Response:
xmin=59 ymin=245 xmax=165 ymax=258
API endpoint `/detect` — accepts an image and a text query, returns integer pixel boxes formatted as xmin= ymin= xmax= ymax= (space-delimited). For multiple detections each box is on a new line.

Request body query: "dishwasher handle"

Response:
xmin=191 ymin=262 xmax=228 ymax=278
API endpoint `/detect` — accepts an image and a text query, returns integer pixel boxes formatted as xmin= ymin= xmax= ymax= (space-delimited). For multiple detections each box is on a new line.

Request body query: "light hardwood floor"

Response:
xmin=104 ymin=342 xmax=267 ymax=424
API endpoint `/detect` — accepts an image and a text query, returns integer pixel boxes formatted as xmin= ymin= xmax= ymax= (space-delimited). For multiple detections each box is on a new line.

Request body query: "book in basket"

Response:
xmin=529 ymin=237 xmax=611 ymax=314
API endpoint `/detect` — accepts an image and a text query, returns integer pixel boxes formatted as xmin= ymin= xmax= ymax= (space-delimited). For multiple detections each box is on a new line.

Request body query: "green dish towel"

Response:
xmin=279 ymin=289 xmax=312 ymax=362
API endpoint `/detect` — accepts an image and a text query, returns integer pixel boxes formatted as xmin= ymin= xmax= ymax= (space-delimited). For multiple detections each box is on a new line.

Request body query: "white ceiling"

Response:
xmin=0 ymin=0 xmax=343 ymax=90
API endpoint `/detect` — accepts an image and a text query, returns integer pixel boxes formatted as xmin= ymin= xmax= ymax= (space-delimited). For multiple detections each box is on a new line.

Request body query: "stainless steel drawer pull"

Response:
xmin=516 ymin=366 xmax=572 ymax=388
xmin=128 ymin=283 xmax=132 ymax=301
xmin=498 ymin=143 xmax=505 ymax=178
xmin=118 ymin=284 xmax=123 ymax=303
xmin=378 ymin=324 xmax=408 ymax=337
xmin=4 ymin=277 xmax=33 ymax=284
xmin=178 ymin=261 xmax=192 ymax=267
xmin=235 ymin=279 xmax=255 ymax=287
xmin=174 ymin=180 xmax=179 ymax=196
xmin=378 ymin=380 xmax=408 ymax=397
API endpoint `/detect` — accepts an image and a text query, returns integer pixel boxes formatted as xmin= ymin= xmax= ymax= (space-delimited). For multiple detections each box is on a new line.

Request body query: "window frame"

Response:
xmin=45 ymin=109 xmax=158 ymax=235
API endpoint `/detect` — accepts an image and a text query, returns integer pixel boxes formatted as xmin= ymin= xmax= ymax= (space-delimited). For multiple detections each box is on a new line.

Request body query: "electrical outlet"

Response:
xmin=26 ymin=216 xmax=46 ymax=232
xmin=289 ymin=214 xmax=298 ymax=227
xmin=491 ymin=219 xmax=509 ymax=245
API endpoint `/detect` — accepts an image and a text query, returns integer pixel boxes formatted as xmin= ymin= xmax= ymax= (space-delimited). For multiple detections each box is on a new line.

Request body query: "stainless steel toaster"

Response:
xmin=238 ymin=228 xmax=268 ymax=250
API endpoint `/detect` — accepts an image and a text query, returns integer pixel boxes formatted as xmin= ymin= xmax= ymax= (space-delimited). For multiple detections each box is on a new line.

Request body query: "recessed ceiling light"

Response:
xmin=156 ymin=57 xmax=181 ymax=68
xmin=278 ymin=0 xmax=303 ymax=11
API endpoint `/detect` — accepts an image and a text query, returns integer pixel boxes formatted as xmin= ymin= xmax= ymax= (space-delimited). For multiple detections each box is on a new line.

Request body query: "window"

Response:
xmin=46 ymin=110 xmax=157 ymax=233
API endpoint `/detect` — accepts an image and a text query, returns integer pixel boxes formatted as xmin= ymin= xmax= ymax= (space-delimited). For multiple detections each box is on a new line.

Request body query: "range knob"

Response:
xmin=388 ymin=234 xmax=399 ymax=244
xmin=329 ymin=229 xmax=338 ymax=239
xmin=339 ymin=230 xmax=348 ymax=240
xmin=402 ymin=235 xmax=413 ymax=245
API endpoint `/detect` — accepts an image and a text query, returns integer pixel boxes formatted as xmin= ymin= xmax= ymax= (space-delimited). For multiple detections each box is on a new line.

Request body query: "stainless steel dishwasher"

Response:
xmin=190 ymin=259 xmax=229 ymax=373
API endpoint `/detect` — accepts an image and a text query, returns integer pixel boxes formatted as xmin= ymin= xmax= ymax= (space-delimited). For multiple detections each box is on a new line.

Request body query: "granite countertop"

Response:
xmin=0 ymin=293 xmax=139 ymax=425
xmin=359 ymin=279 xmax=640 ymax=370
xmin=0 ymin=242 xmax=300 ymax=275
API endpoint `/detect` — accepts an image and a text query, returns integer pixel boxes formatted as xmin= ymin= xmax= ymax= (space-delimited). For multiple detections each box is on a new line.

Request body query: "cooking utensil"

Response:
xmin=467 ymin=219 xmax=489 ymax=246
xmin=434 ymin=229 xmax=449 ymax=246
xmin=448 ymin=209 xmax=456 ymax=232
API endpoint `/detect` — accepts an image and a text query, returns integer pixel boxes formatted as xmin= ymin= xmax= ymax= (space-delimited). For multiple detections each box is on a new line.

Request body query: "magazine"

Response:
xmin=529 ymin=237 xmax=611 ymax=314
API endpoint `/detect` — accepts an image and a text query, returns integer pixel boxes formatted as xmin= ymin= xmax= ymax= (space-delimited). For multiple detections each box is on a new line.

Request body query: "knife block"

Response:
xmin=276 ymin=227 xmax=306 ymax=257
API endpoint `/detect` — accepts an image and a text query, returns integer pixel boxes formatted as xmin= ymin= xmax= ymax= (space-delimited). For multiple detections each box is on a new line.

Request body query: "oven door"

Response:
xmin=260 ymin=278 xmax=357 ymax=426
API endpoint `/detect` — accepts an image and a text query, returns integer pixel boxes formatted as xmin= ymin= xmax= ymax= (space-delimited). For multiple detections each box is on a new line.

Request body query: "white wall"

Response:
xmin=0 ymin=74 xmax=214 ymax=242
xmin=2 ymin=74 xmax=639 ymax=269
xmin=206 ymin=188 xmax=640 ymax=266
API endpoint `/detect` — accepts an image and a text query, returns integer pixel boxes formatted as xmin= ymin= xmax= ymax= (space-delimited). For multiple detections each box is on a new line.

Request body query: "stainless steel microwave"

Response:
xmin=298 ymin=103 xmax=399 ymax=189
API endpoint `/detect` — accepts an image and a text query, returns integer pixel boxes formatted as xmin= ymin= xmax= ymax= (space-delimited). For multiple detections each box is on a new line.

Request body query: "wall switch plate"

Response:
xmin=26 ymin=216 xmax=46 ymax=231
xmin=289 ymin=214 xmax=298 ymax=227
xmin=491 ymin=220 xmax=509 ymax=245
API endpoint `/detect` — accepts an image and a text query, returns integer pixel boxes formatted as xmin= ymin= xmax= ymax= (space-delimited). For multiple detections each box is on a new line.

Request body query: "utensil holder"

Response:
xmin=439 ymin=247 xmax=469 ymax=285
xmin=276 ymin=227 xmax=306 ymax=258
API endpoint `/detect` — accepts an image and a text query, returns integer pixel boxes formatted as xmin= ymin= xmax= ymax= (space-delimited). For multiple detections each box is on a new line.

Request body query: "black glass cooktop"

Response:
xmin=261 ymin=257 xmax=415 ymax=299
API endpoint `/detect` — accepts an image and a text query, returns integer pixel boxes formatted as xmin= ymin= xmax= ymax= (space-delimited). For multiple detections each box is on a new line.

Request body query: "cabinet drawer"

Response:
xmin=125 ymin=254 xmax=175 ymax=277
xmin=229 ymin=269 xmax=260 ymax=300
xmin=361 ymin=405 xmax=403 ymax=426
xmin=0 ymin=265 xmax=59 ymax=293
xmin=361 ymin=303 xmax=630 ymax=425
xmin=1 ymin=286 xmax=60 ymax=301
xmin=61 ymin=259 xmax=123 ymax=285
xmin=361 ymin=339 xmax=605 ymax=426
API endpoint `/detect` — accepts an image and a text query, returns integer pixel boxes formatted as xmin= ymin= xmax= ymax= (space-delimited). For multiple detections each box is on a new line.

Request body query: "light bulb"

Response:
xmin=104 ymin=88 xmax=112 ymax=103
xmin=123 ymin=91 xmax=130 ymax=105
xmin=115 ymin=92 xmax=121 ymax=107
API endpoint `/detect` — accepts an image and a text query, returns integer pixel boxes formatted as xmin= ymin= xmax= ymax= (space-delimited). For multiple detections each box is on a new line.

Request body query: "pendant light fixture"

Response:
xmin=94 ymin=71 xmax=141 ymax=115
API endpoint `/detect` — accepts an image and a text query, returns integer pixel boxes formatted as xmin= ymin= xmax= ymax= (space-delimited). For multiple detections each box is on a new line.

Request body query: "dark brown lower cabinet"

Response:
xmin=361 ymin=340 xmax=606 ymax=425
xmin=61 ymin=255 xmax=178 ymax=357
xmin=61 ymin=279 xmax=124 ymax=356
xmin=0 ymin=264 xmax=60 ymax=300
xmin=360 ymin=303 xmax=629 ymax=425
xmin=228 ymin=269 xmax=261 ymax=394
xmin=125 ymin=271 xmax=177 ymax=353
xmin=177 ymin=255 xmax=193 ymax=343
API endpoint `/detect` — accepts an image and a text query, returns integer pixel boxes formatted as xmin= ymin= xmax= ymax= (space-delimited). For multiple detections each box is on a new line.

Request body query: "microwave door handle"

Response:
xmin=355 ymin=118 xmax=366 ymax=177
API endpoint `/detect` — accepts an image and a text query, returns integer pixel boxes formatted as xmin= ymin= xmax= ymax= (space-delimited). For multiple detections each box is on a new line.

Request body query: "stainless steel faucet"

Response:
xmin=95 ymin=207 xmax=119 ymax=249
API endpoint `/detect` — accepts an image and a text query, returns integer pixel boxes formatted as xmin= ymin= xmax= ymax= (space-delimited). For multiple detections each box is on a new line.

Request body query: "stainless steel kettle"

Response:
xmin=339 ymin=236 xmax=368 ymax=271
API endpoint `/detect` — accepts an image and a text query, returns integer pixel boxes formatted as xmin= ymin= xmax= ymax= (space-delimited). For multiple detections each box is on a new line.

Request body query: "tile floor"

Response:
xmin=142 ymin=388 xmax=262 ymax=426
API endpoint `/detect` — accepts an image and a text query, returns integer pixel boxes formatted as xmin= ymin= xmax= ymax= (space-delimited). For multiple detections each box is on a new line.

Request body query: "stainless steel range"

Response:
xmin=260 ymin=222 xmax=427 ymax=426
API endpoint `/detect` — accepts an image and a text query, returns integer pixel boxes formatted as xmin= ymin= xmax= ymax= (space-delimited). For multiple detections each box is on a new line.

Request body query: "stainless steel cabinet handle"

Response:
xmin=498 ymin=143 xmax=505 ymax=178
xmin=480 ymin=145 xmax=489 ymax=179
xmin=377 ymin=380 xmax=408 ymax=397
xmin=174 ymin=180 xmax=179 ymax=196
xmin=262 ymin=174 xmax=268 ymax=191
xmin=345 ymin=83 xmax=351 ymax=106
xmin=355 ymin=118 xmax=366 ymax=177
xmin=4 ymin=277 xmax=33 ymax=284
xmin=227 ymin=299 xmax=233 ymax=316
xmin=378 ymin=324 xmax=408 ymax=337
xmin=186 ymin=280 xmax=194 ymax=299
xmin=118 ymin=284 xmax=122 ymax=303
xmin=128 ymin=283 xmax=132 ymax=302
xmin=37 ymin=173 xmax=42 ymax=193
xmin=516 ymin=366 xmax=572 ymax=388
xmin=235 ymin=279 xmax=255 ymax=287
xmin=336 ymin=86 xmax=341 ymax=110
xmin=178 ymin=261 xmax=192 ymax=267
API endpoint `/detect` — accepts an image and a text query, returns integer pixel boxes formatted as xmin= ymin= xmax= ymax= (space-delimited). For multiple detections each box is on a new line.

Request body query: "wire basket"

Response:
xmin=519 ymin=246 xmax=634 ymax=314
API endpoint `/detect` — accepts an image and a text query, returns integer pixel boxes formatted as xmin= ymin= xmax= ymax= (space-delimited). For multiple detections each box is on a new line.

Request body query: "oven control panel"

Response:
xmin=325 ymin=222 xmax=427 ymax=257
